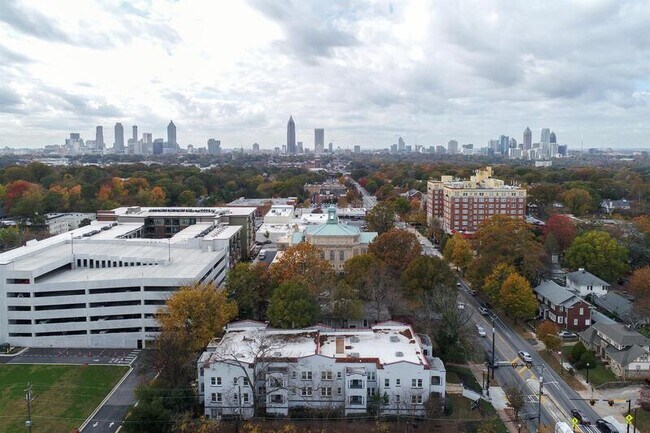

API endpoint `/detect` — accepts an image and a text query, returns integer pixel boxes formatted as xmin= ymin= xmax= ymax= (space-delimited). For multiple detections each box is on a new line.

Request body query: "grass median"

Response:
xmin=0 ymin=364 xmax=128 ymax=433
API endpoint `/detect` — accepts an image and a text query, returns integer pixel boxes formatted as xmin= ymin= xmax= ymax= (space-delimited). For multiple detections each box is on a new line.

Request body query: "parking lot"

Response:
xmin=4 ymin=347 xmax=140 ymax=365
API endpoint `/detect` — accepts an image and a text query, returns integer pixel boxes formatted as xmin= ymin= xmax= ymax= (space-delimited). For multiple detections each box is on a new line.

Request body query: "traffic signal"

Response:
xmin=590 ymin=399 xmax=596 ymax=406
xmin=608 ymin=400 xmax=615 ymax=406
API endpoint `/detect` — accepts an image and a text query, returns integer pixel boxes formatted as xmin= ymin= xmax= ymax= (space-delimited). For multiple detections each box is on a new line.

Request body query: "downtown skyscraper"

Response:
xmin=523 ymin=127 xmax=532 ymax=150
xmin=114 ymin=122 xmax=124 ymax=152
xmin=95 ymin=126 xmax=104 ymax=150
xmin=314 ymin=128 xmax=324 ymax=153
xmin=167 ymin=121 xmax=177 ymax=148
xmin=287 ymin=116 xmax=296 ymax=154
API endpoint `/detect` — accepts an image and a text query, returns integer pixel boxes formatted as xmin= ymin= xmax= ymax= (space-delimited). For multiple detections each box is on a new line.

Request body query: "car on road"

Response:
xmin=478 ymin=306 xmax=490 ymax=316
xmin=456 ymin=282 xmax=462 ymax=287
xmin=518 ymin=351 xmax=533 ymax=364
xmin=571 ymin=409 xmax=591 ymax=425
xmin=559 ymin=330 xmax=577 ymax=339
xmin=457 ymin=302 xmax=466 ymax=310
xmin=258 ymin=250 xmax=267 ymax=260
xmin=477 ymin=325 xmax=486 ymax=337
xmin=596 ymin=419 xmax=618 ymax=433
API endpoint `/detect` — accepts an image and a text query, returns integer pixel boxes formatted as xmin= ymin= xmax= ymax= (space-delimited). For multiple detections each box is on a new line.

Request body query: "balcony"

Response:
xmin=348 ymin=396 xmax=364 ymax=406
xmin=349 ymin=380 xmax=364 ymax=389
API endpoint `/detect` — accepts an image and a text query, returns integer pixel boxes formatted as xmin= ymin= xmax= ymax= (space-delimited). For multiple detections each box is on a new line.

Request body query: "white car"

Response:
xmin=558 ymin=330 xmax=577 ymax=339
xmin=457 ymin=302 xmax=466 ymax=310
xmin=518 ymin=351 xmax=533 ymax=364
xmin=477 ymin=326 xmax=486 ymax=337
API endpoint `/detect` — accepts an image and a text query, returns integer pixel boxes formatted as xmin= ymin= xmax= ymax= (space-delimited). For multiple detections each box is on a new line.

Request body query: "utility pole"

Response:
xmin=538 ymin=375 xmax=544 ymax=432
xmin=628 ymin=399 xmax=632 ymax=433
xmin=25 ymin=382 xmax=33 ymax=433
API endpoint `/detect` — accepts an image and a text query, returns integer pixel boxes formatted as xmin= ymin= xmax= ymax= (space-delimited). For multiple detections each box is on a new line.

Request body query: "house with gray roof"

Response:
xmin=566 ymin=268 xmax=610 ymax=298
xmin=578 ymin=322 xmax=650 ymax=378
xmin=534 ymin=280 xmax=592 ymax=331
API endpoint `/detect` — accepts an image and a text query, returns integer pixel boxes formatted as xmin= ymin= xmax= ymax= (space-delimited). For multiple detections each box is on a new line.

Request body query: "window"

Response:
xmin=217 ymin=393 xmax=222 ymax=402
xmin=349 ymin=395 xmax=363 ymax=405
xmin=412 ymin=379 xmax=423 ymax=388
xmin=321 ymin=387 xmax=332 ymax=397
xmin=270 ymin=377 xmax=283 ymax=388
xmin=574 ymin=319 xmax=578 ymax=326
xmin=330 ymin=250 xmax=335 ymax=261
xmin=337 ymin=372 xmax=342 ymax=379
xmin=270 ymin=394 xmax=284 ymax=404
xmin=412 ymin=395 xmax=423 ymax=404
xmin=396 ymin=395 xmax=401 ymax=404
xmin=431 ymin=376 xmax=441 ymax=386
xmin=579 ymin=308 xmax=584 ymax=315
xmin=368 ymin=372 xmax=375 ymax=381
xmin=301 ymin=387 xmax=313 ymax=396
xmin=243 ymin=393 xmax=249 ymax=403
xmin=396 ymin=379 xmax=401 ymax=387
xmin=233 ymin=393 xmax=238 ymax=402
xmin=339 ymin=250 xmax=344 ymax=260
xmin=211 ymin=393 xmax=216 ymax=402
xmin=243 ymin=378 xmax=249 ymax=386
xmin=321 ymin=371 xmax=333 ymax=380
xmin=384 ymin=378 xmax=390 ymax=388
xmin=210 ymin=377 xmax=216 ymax=386
xmin=337 ymin=387 xmax=342 ymax=395
xmin=301 ymin=371 xmax=312 ymax=380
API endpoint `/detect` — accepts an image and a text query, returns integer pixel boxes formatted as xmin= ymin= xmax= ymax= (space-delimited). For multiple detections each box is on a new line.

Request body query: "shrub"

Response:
xmin=570 ymin=342 xmax=586 ymax=363
xmin=576 ymin=350 xmax=597 ymax=370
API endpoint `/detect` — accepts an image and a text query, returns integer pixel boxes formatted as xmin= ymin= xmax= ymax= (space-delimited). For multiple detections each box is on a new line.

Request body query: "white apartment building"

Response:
xmin=0 ymin=221 xmax=233 ymax=349
xmin=198 ymin=320 xmax=446 ymax=419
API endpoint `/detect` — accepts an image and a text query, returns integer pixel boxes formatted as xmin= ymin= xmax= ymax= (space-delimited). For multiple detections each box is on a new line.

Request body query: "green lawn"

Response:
xmin=561 ymin=346 xmax=617 ymax=387
xmin=445 ymin=365 xmax=482 ymax=393
xmin=0 ymin=364 xmax=128 ymax=433
xmin=631 ymin=408 xmax=648 ymax=433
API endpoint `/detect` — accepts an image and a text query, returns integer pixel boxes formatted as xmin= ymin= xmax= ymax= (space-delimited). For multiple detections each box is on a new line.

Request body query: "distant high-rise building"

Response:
xmin=436 ymin=145 xmax=446 ymax=154
xmin=314 ymin=128 xmax=324 ymax=153
xmin=499 ymin=135 xmax=509 ymax=155
xmin=114 ymin=123 xmax=124 ymax=152
xmin=153 ymin=139 xmax=164 ymax=155
xmin=132 ymin=125 xmax=138 ymax=144
xmin=353 ymin=145 xmax=361 ymax=153
xmin=398 ymin=137 xmax=406 ymax=152
xmin=509 ymin=138 xmax=517 ymax=149
xmin=447 ymin=140 xmax=459 ymax=154
xmin=541 ymin=128 xmax=551 ymax=143
xmin=550 ymin=131 xmax=557 ymax=144
xmin=523 ymin=127 xmax=532 ymax=150
xmin=287 ymin=116 xmax=296 ymax=154
xmin=328 ymin=142 xmax=333 ymax=153
xmin=282 ymin=145 xmax=287 ymax=153
xmin=207 ymin=138 xmax=221 ymax=155
xmin=95 ymin=126 xmax=104 ymax=150
xmin=557 ymin=144 xmax=567 ymax=156
xmin=297 ymin=141 xmax=303 ymax=153
xmin=167 ymin=121 xmax=177 ymax=147
xmin=143 ymin=133 xmax=153 ymax=154
xmin=252 ymin=142 xmax=260 ymax=153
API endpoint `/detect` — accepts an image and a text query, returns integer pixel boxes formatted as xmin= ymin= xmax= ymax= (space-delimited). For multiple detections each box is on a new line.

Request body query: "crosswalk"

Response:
xmin=108 ymin=350 xmax=140 ymax=364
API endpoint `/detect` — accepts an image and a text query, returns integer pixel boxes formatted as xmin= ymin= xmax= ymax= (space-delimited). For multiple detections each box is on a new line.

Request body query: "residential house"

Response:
xmin=197 ymin=320 xmax=446 ymax=420
xmin=566 ymin=268 xmax=610 ymax=298
xmin=593 ymin=292 xmax=647 ymax=326
xmin=534 ymin=280 xmax=592 ymax=331
xmin=601 ymin=199 xmax=631 ymax=214
xmin=579 ymin=322 xmax=650 ymax=378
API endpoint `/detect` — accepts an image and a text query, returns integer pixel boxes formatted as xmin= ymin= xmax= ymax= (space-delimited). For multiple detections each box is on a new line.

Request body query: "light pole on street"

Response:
xmin=586 ymin=362 xmax=590 ymax=384
xmin=558 ymin=350 xmax=563 ymax=376
xmin=537 ymin=375 xmax=544 ymax=431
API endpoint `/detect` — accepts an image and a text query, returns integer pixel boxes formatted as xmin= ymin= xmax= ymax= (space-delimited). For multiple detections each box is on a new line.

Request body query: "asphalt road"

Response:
xmin=458 ymin=279 xmax=602 ymax=433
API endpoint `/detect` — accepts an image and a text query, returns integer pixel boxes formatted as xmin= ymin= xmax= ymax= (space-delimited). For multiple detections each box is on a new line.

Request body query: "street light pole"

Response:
xmin=538 ymin=375 xmax=544 ymax=431
xmin=558 ymin=350 xmax=563 ymax=377
xmin=628 ymin=399 xmax=632 ymax=433
xmin=491 ymin=317 xmax=496 ymax=380
xmin=586 ymin=362 xmax=590 ymax=384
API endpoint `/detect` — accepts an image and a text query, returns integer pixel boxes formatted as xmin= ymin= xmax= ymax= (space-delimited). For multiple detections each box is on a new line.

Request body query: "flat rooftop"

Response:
xmin=204 ymin=321 xmax=434 ymax=368
xmin=110 ymin=206 xmax=256 ymax=218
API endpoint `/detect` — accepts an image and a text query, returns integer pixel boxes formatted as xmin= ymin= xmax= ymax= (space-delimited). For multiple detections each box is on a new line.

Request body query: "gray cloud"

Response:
xmin=0 ymin=0 xmax=71 ymax=42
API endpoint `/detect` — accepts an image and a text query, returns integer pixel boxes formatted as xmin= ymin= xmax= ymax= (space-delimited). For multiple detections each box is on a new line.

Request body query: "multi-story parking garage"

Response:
xmin=0 ymin=221 xmax=234 ymax=349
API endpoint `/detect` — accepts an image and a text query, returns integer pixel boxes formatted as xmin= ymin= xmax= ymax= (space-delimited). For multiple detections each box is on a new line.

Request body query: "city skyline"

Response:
xmin=1 ymin=1 xmax=649 ymax=149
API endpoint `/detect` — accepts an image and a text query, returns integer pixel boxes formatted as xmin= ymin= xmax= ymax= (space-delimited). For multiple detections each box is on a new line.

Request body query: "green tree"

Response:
xmin=267 ymin=280 xmax=319 ymax=328
xmin=365 ymin=202 xmax=395 ymax=235
xmin=564 ymin=230 xmax=629 ymax=283
xmin=562 ymin=188 xmax=594 ymax=215
xmin=499 ymin=273 xmax=537 ymax=323
xmin=571 ymin=341 xmax=586 ymax=363
xmin=401 ymin=256 xmax=456 ymax=305
xmin=443 ymin=232 xmax=473 ymax=273
xmin=328 ymin=281 xmax=363 ymax=323
xmin=482 ymin=263 xmax=516 ymax=302
xmin=225 ymin=262 xmax=271 ymax=321
xmin=177 ymin=189 xmax=196 ymax=206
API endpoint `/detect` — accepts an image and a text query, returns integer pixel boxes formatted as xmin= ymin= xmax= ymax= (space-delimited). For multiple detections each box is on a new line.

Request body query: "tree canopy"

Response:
xmin=267 ymin=280 xmax=319 ymax=328
xmin=368 ymin=228 xmax=422 ymax=275
xmin=443 ymin=232 xmax=473 ymax=273
xmin=499 ymin=273 xmax=538 ymax=323
xmin=364 ymin=202 xmax=395 ymax=235
xmin=564 ymin=230 xmax=629 ymax=283
xmin=270 ymin=243 xmax=335 ymax=294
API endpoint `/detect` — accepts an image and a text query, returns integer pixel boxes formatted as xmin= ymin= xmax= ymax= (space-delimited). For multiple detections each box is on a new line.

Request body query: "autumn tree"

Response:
xmin=177 ymin=190 xmax=196 ymax=206
xmin=537 ymin=321 xmax=561 ymax=353
xmin=401 ymin=256 xmax=456 ymax=306
xmin=267 ymin=280 xmax=319 ymax=328
xmin=482 ymin=263 xmax=516 ymax=303
xmin=504 ymin=386 xmax=526 ymax=419
xmin=470 ymin=215 xmax=545 ymax=287
xmin=368 ymin=228 xmax=422 ymax=275
xmin=365 ymin=202 xmax=396 ymax=235
xmin=564 ymin=230 xmax=629 ymax=283
xmin=443 ymin=232 xmax=473 ymax=273
xmin=157 ymin=282 xmax=238 ymax=353
xmin=628 ymin=266 xmax=650 ymax=322
xmin=270 ymin=243 xmax=335 ymax=294
xmin=225 ymin=262 xmax=271 ymax=321
xmin=562 ymin=188 xmax=594 ymax=216
xmin=543 ymin=214 xmax=577 ymax=254
xmin=344 ymin=253 xmax=399 ymax=320
xmin=499 ymin=273 xmax=538 ymax=323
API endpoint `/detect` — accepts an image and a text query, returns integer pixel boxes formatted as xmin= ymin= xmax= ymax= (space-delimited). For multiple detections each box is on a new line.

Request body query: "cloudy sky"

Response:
xmin=1 ymin=0 xmax=649 ymax=149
